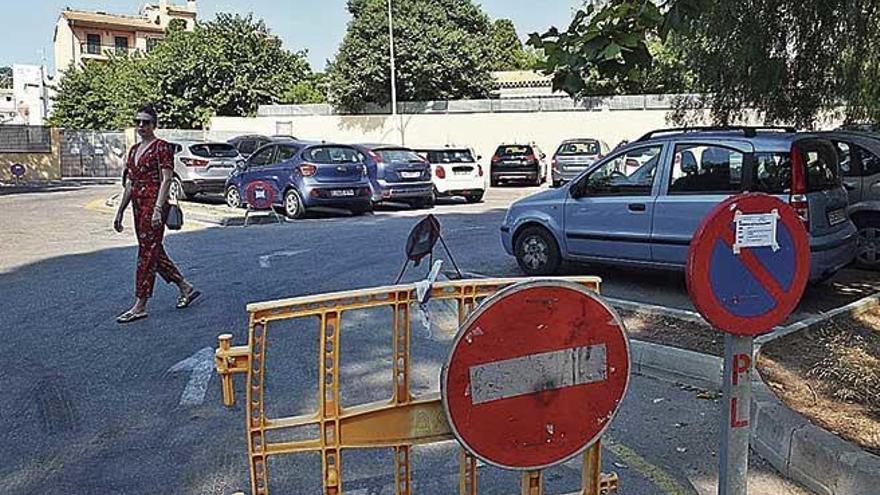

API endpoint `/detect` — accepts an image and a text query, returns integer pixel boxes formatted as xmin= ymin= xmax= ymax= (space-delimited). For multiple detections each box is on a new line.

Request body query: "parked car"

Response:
xmin=414 ymin=147 xmax=485 ymax=203
xmin=352 ymin=144 xmax=435 ymax=209
xmin=227 ymin=134 xmax=273 ymax=159
xmin=167 ymin=140 xmax=243 ymax=201
xmin=225 ymin=139 xmax=372 ymax=218
xmin=500 ymin=127 xmax=857 ymax=283
xmin=814 ymin=130 xmax=880 ymax=269
xmin=551 ymin=138 xmax=611 ymax=188
xmin=490 ymin=143 xmax=549 ymax=187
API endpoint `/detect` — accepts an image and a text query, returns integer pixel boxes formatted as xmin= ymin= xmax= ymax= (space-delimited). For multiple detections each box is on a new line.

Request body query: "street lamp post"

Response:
xmin=387 ymin=0 xmax=404 ymax=144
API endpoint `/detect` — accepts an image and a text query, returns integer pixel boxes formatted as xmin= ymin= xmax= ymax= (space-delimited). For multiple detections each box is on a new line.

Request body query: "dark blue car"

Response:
xmin=353 ymin=144 xmax=435 ymax=208
xmin=225 ymin=139 xmax=373 ymax=219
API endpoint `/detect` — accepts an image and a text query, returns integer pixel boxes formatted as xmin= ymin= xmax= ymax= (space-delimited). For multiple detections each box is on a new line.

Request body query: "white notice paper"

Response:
xmin=733 ymin=209 xmax=780 ymax=254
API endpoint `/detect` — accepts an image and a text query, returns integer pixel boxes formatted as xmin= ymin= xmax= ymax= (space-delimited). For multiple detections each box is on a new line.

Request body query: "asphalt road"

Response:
xmin=0 ymin=185 xmax=829 ymax=495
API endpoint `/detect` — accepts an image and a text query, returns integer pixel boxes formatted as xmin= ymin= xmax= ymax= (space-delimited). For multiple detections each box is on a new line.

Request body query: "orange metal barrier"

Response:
xmin=215 ymin=276 xmax=619 ymax=495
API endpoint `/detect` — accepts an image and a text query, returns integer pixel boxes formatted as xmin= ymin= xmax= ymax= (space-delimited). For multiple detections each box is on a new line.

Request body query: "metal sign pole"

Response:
xmin=718 ymin=333 xmax=753 ymax=495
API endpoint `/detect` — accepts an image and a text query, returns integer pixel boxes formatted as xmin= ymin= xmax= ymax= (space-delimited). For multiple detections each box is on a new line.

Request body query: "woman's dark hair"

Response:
xmin=136 ymin=104 xmax=159 ymax=124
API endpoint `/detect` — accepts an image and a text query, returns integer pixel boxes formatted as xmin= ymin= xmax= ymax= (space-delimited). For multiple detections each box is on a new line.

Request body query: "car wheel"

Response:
xmin=515 ymin=226 xmax=561 ymax=276
xmin=465 ymin=191 xmax=484 ymax=204
xmin=532 ymin=174 xmax=542 ymax=187
xmin=284 ymin=189 xmax=307 ymax=219
xmin=855 ymin=216 xmax=880 ymax=270
xmin=169 ymin=177 xmax=188 ymax=202
xmin=225 ymin=185 xmax=242 ymax=209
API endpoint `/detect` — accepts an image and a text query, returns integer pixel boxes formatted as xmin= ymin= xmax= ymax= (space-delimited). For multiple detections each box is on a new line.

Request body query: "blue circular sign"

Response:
xmin=687 ymin=193 xmax=811 ymax=336
xmin=10 ymin=163 xmax=25 ymax=178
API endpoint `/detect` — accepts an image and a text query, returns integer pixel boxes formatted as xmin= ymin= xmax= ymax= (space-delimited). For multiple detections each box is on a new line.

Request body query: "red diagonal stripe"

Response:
xmin=720 ymin=229 xmax=786 ymax=303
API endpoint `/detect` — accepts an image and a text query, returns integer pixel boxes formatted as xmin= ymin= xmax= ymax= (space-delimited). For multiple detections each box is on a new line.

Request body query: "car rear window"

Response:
xmin=420 ymin=149 xmax=474 ymax=163
xmin=377 ymin=148 xmax=425 ymax=163
xmin=304 ymin=146 xmax=361 ymax=164
xmin=190 ymin=143 xmax=239 ymax=158
xmin=799 ymin=140 xmax=841 ymax=192
xmin=557 ymin=141 xmax=600 ymax=156
xmin=496 ymin=145 xmax=532 ymax=158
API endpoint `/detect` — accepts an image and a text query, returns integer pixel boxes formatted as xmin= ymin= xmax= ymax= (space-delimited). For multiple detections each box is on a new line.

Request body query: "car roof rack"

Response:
xmin=636 ymin=126 xmax=797 ymax=142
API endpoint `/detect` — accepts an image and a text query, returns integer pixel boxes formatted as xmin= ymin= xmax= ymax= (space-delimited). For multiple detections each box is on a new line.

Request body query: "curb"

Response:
xmin=755 ymin=292 xmax=880 ymax=346
xmin=635 ymin=340 xmax=880 ymax=495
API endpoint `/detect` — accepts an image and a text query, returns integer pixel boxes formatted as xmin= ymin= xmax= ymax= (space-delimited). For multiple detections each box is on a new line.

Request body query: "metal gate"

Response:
xmin=215 ymin=276 xmax=620 ymax=495
xmin=60 ymin=130 xmax=128 ymax=178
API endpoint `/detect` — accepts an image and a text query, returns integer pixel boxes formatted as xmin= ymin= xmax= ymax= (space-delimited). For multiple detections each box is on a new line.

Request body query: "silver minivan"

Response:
xmin=168 ymin=141 xmax=244 ymax=201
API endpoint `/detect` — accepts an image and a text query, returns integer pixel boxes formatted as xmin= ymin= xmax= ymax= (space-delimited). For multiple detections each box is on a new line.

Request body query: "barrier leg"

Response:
xmin=521 ymin=470 xmax=543 ymax=495
xmin=395 ymin=445 xmax=412 ymax=495
xmin=459 ymin=449 xmax=478 ymax=495
xmin=582 ymin=441 xmax=601 ymax=495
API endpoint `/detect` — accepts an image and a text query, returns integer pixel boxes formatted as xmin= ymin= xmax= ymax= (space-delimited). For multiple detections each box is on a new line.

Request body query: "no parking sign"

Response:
xmin=686 ymin=193 xmax=810 ymax=495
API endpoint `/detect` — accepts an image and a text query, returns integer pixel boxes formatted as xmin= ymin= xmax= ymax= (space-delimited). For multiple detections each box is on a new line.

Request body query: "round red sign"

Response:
xmin=687 ymin=193 xmax=810 ymax=336
xmin=441 ymin=280 xmax=630 ymax=470
xmin=244 ymin=180 xmax=278 ymax=210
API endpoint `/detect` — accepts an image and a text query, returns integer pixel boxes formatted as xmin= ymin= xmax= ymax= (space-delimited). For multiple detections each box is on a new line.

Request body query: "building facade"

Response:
xmin=0 ymin=65 xmax=50 ymax=125
xmin=53 ymin=0 xmax=197 ymax=77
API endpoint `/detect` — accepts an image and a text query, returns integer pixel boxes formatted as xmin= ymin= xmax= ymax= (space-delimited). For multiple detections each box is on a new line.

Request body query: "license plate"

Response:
xmin=827 ymin=208 xmax=847 ymax=226
xmin=454 ymin=171 xmax=470 ymax=176
xmin=401 ymin=171 xmax=421 ymax=179
xmin=331 ymin=189 xmax=355 ymax=197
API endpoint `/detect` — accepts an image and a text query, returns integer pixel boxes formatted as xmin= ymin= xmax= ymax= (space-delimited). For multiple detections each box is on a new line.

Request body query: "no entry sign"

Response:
xmin=245 ymin=180 xmax=278 ymax=211
xmin=687 ymin=193 xmax=810 ymax=336
xmin=441 ymin=280 xmax=630 ymax=470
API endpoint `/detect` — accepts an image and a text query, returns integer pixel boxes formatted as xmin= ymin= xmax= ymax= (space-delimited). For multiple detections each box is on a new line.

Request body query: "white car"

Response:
xmin=415 ymin=147 xmax=485 ymax=203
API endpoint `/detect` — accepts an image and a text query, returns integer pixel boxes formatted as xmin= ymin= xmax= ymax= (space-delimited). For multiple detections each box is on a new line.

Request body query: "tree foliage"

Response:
xmin=50 ymin=13 xmax=313 ymax=129
xmin=327 ymin=0 xmax=495 ymax=113
xmin=489 ymin=19 xmax=541 ymax=71
xmin=529 ymin=0 xmax=880 ymax=127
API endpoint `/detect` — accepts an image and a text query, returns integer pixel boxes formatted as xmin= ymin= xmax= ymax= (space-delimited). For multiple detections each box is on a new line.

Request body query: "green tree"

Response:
xmin=489 ymin=19 xmax=540 ymax=71
xmin=529 ymin=0 xmax=880 ymax=127
xmin=281 ymin=72 xmax=328 ymax=104
xmin=50 ymin=13 xmax=314 ymax=129
xmin=327 ymin=0 xmax=495 ymax=113
xmin=0 ymin=66 xmax=11 ymax=89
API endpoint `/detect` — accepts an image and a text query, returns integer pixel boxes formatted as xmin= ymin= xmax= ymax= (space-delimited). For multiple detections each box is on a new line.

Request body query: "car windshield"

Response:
xmin=557 ymin=141 xmax=600 ymax=156
xmin=497 ymin=145 xmax=531 ymax=158
xmin=420 ymin=149 xmax=474 ymax=163
xmin=189 ymin=143 xmax=239 ymax=158
xmin=304 ymin=146 xmax=362 ymax=164
xmin=377 ymin=148 xmax=425 ymax=163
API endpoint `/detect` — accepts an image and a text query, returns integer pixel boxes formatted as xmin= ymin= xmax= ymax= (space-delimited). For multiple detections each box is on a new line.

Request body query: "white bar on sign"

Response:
xmin=468 ymin=344 xmax=607 ymax=405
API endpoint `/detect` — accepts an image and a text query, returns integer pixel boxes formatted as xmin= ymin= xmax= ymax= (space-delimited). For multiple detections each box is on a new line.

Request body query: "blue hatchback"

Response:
xmin=353 ymin=144 xmax=435 ymax=208
xmin=501 ymin=127 xmax=857 ymax=282
xmin=225 ymin=139 xmax=373 ymax=218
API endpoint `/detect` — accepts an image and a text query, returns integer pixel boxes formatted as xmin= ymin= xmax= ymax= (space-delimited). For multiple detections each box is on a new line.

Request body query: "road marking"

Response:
xmin=469 ymin=344 xmax=607 ymax=404
xmin=168 ymin=347 xmax=215 ymax=406
xmin=603 ymin=439 xmax=693 ymax=495
xmin=258 ymin=249 xmax=310 ymax=268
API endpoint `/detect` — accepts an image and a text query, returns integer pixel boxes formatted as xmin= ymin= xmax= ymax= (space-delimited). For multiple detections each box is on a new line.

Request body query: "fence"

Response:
xmin=0 ymin=125 xmax=52 ymax=152
xmin=256 ymin=94 xmax=705 ymax=117
xmin=60 ymin=130 xmax=128 ymax=178
xmin=214 ymin=276 xmax=619 ymax=495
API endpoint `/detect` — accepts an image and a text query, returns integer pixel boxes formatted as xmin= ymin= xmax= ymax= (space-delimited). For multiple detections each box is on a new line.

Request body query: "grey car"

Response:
xmin=816 ymin=130 xmax=880 ymax=269
xmin=168 ymin=141 xmax=244 ymax=201
xmin=551 ymin=138 xmax=611 ymax=188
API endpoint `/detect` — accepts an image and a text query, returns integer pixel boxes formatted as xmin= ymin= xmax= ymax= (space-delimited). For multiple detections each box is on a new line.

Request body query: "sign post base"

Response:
xmin=718 ymin=333 xmax=754 ymax=495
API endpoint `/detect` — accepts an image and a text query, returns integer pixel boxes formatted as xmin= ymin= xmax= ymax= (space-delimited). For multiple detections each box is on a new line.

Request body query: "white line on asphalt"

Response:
xmin=258 ymin=249 xmax=311 ymax=268
xmin=168 ymin=347 xmax=215 ymax=407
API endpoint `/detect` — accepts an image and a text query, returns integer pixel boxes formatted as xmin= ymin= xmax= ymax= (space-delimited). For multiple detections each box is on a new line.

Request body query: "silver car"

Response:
xmin=168 ymin=141 xmax=244 ymax=201
xmin=817 ymin=130 xmax=880 ymax=269
xmin=551 ymin=138 xmax=610 ymax=188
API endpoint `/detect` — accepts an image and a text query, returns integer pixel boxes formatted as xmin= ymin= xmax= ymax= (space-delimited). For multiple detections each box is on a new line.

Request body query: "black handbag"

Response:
xmin=166 ymin=202 xmax=184 ymax=230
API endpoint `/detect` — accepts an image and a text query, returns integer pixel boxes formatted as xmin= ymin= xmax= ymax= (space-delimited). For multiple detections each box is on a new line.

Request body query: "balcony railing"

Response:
xmin=80 ymin=43 xmax=140 ymax=58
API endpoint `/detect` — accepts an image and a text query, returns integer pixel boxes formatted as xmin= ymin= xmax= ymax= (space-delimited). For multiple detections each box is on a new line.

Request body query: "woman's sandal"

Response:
xmin=177 ymin=290 xmax=202 ymax=309
xmin=117 ymin=311 xmax=148 ymax=324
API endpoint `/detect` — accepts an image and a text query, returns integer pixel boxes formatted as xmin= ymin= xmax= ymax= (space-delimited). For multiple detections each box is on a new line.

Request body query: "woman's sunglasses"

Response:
xmin=134 ymin=119 xmax=154 ymax=127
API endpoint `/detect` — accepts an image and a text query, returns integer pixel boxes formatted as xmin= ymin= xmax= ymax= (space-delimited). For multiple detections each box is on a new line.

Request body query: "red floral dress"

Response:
xmin=126 ymin=139 xmax=184 ymax=299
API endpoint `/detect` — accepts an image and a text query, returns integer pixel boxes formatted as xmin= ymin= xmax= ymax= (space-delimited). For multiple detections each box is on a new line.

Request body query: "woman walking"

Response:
xmin=114 ymin=104 xmax=200 ymax=323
